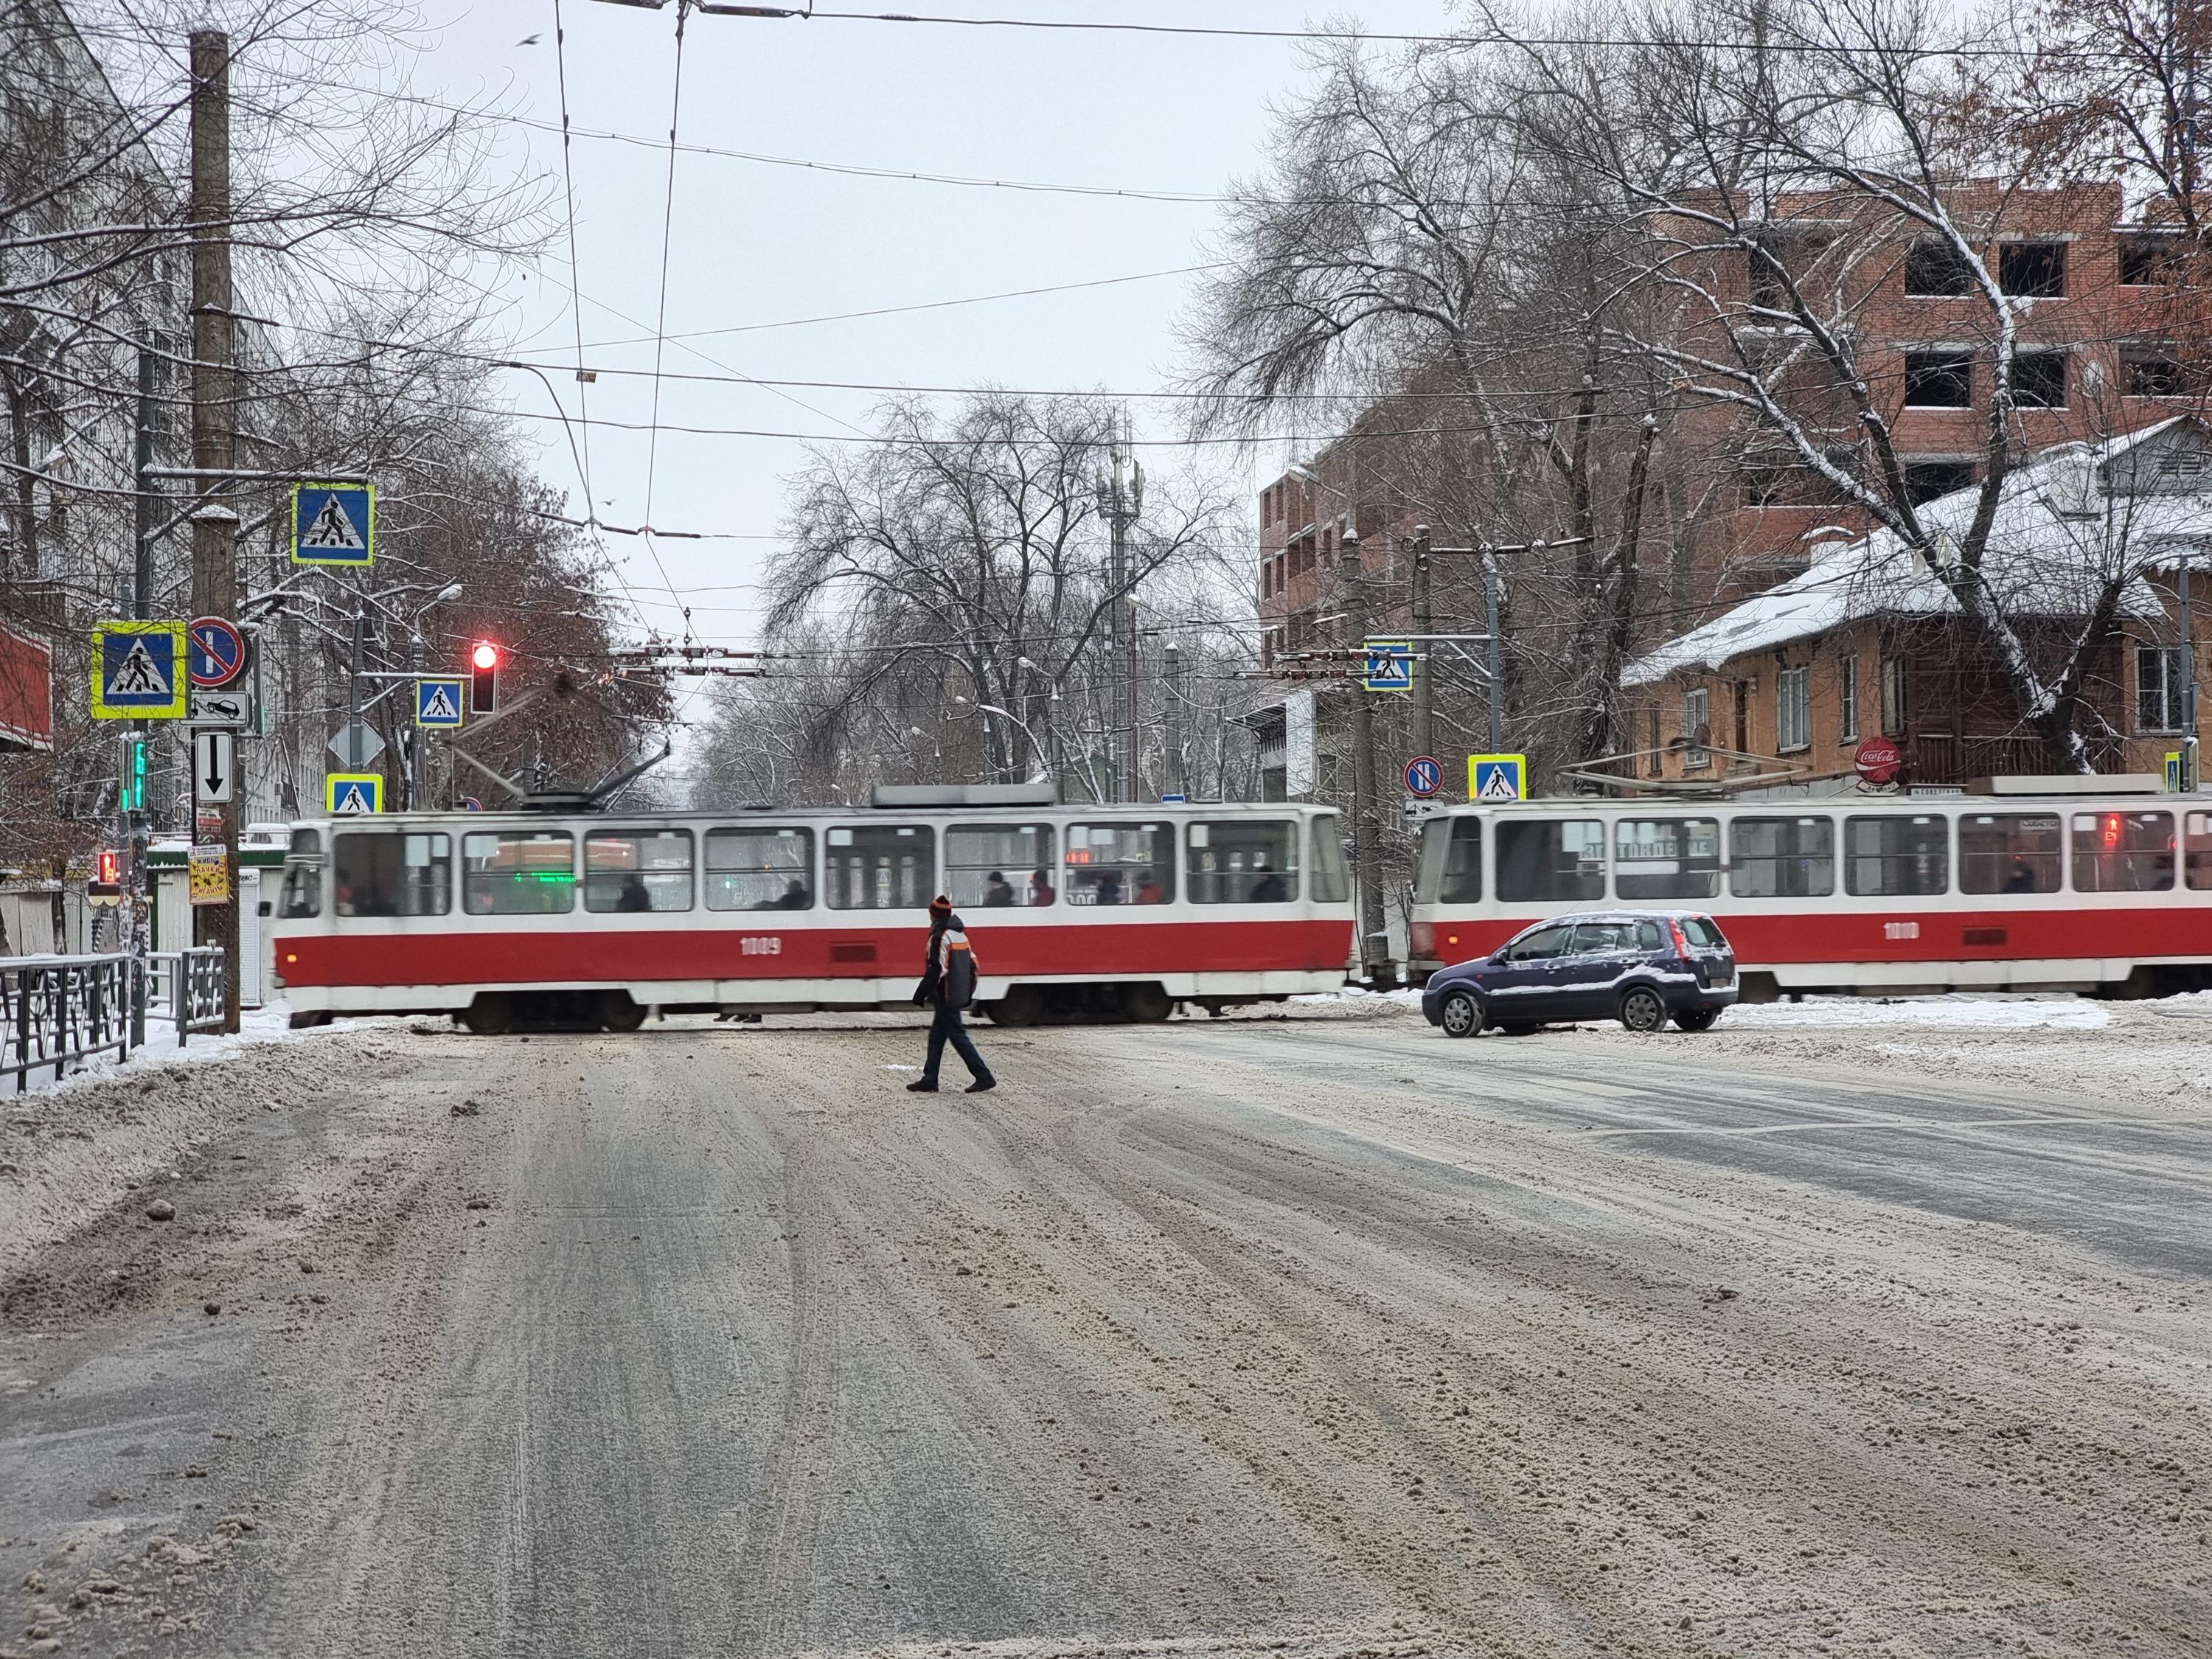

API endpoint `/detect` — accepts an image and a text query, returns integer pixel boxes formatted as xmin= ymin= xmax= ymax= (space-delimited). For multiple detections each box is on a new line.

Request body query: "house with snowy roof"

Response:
xmin=1621 ymin=418 xmax=2212 ymax=791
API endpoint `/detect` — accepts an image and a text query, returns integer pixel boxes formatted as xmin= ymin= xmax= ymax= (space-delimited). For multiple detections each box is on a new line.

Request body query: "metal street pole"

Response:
xmin=1484 ymin=553 xmax=1505 ymax=753
xmin=1409 ymin=526 xmax=1433 ymax=762
xmin=128 ymin=344 xmax=156 ymax=1043
xmin=1162 ymin=641 xmax=1184 ymax=797
xmin=1340 ymin=528 xmax=1385 ymax=983
xmin=2183 ymin=557 xmax=2200 ymax=791
xmin=188 ymin=29 xmax=241 ymax=1034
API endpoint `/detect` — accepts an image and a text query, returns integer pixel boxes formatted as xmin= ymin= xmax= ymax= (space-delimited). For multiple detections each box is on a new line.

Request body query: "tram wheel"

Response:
xmin=984 ymin=985 xmax=1043 ymax=1027
xmin=599 ymin=992 xmax=648 ymax=1032
xmin=1121 ymin=983 xmax=1173 ymax=1023
xmin=461 ymin=994 xmax=515 ymax=1036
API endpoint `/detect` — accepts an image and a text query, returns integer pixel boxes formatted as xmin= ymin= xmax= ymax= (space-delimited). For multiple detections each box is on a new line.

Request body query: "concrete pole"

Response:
xmin=128 ymin=345 xmax=156 ymax=1041
xmin=2183 ymin=558 xmax=2200 ymax=790
xmin=188 ymin=29 xmax=240 ymax=1034
xmin=1340 ymin=529 xmax=1385 ymax=982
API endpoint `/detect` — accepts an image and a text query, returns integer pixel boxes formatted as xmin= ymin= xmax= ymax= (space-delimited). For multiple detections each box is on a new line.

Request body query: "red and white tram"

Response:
xmin=1410 ymin=790 xmax=2212 ymax=999
xmin=269 ymin=787 xmax=1354 ymax=1031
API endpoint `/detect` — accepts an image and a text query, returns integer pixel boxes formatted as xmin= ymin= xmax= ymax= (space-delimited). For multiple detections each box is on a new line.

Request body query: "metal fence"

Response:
xmin=2 ymin=949 xmax=227 ymax=1093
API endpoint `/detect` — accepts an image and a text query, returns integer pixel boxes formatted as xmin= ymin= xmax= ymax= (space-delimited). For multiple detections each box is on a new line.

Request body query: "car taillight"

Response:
xmin=1669 ymin=919 xmax=1691 ymax=956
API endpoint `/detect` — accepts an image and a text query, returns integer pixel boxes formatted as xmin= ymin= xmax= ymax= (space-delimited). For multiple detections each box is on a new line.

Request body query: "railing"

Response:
xmin=1 ymin=948 xmax=226 ymax=1093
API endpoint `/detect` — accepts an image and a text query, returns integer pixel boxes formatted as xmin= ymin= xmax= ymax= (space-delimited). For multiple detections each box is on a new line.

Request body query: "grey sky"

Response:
xmin=402 ymin=1 xmax=1458 ymax=667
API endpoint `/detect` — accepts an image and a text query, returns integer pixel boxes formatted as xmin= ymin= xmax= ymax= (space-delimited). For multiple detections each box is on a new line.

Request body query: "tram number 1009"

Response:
xmin=740 ymin=936 xmax=783 ymax=956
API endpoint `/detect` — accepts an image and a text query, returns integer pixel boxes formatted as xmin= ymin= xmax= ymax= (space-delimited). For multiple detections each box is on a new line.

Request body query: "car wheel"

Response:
xmin=1618 ymin=986 xmax=1667 ymax=1033
xmin=1673 ymin=1007 xmax=1719 ymax=1033
xmin=1439 ymin=990 xmax=1482 ymax=1038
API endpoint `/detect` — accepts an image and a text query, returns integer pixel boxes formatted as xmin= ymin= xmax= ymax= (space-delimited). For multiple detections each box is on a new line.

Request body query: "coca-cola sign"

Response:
xmin=1854 ymin=735 xmax=1904 ymax=784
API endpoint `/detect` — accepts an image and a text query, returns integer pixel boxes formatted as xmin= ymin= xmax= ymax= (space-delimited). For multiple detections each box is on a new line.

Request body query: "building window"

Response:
xmin=1731 ymin=678 xmax=1752 ymax=757
xmin=1903 ymin=459 xmax=1976 ymax=503
xmin=1776 ymin=664 xmax=1811 ymax=753
xmin=2125 ymin=347 xmax=2192 ymax=397
xmin=1997 ymin=241 xmax=2067 ymax=298
xmin=2119 ymin=235 xmax=2178 ymax=287
xmin=2011 ymin=350 xmax=2067 ymax=408
xmin=1880 ymin=655 xmax=1909 ymax=736
xmin=2138 ymin=644 xmax=2186 ymax=732
xmin=1904 ymin=351 xmax=1974 ymax=408
xmin=1904 ymin=239 xmax=1973 ymax=296
xmin=1647 ymin=705 xmax=1663 ymax=776
xmin=1838 ymin=653 xmax=1860 ymax=742
xmin=1682 ymin=686 xmax=1711 ymax=768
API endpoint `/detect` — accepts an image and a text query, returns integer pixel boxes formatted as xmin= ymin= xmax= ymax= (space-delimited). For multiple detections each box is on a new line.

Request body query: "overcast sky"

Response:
xmin=394 ymin=0 xmax=1459 ymax=673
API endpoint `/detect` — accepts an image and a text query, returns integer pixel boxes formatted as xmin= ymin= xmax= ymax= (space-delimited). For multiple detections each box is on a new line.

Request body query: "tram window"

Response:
xmin=1495 ymin=818 xmax=1604 ymax=903
xmin=462 ymin=831 xmax=574 ymax=916
xmin=1843 ymin=815 xmax=1950 ymax=896
xmin=1613 ymin=817 xmax=1720 ymax=900
xmin=2071 ymin=810 xmax=2174 ymax=892
xmin=1414 ymin=817 xmax=1481 ymax=904
xmin=2188 ymin=813 xmax=2212 ymax=890
xmin=333 ymin=831 xmax=451 ymax=918
xmin=1187 ymin=819 xmax=1298 ymax=903
xmin=825 ymin=824 xmax=934 ymax=910
xmin=704 ymin=827 xmax=814 ymax=911
xmin=947 ymin=823 xmax=1057 ymax=908
xmin=1959 ymin=813 xmax=2062 ymax=894
xmin=1310 ymin=813 xmax=1352 ymax=904
xmin=279 ymin=828 xmax=323 ymax=919
xmin=1730 ymin=816 xmax=1834 ymax=897
xmin=584 ymin=830 xmax=693 ymax=914
xmin=1068 ymin=822 xmax=1174 ymax=905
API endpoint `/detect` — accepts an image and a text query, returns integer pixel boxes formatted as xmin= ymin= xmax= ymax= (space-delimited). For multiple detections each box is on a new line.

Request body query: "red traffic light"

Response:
xmin=469 ymin=640 xmax=499 ymax=714
xmin=96 ymin=849 xmax=120 ymax=886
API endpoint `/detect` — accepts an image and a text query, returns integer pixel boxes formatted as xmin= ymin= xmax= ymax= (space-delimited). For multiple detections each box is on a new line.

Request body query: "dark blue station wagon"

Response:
xmin=1420 ymin=911 xmax=1739 ymax=1037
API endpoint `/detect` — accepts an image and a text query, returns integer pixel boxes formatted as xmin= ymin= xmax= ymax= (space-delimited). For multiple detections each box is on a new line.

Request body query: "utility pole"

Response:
xmin=1409 ymin=526 xmax=1433 ymax=762
xmin=189 ymin=29 xmax=240 ymax=1034
xmin=1484 ymin=552 xmax=1505 ymax=752
xmin=1340 ymin=527 xmax=1386 ymax=983
xmin=1162 ymin=641 xmax=1184 ymax=798
xmin=1096 ymin=428 xmax=1143 ymax=802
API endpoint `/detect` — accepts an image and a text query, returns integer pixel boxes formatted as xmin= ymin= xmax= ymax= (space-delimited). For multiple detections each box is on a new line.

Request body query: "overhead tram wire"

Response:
xmin=622 ymin=4 xmax=2163 ymax=60
xmin=550 ymin=0 xmax=605 ymax=557
xmin=639 ymin=0 xmax=700 ymax=650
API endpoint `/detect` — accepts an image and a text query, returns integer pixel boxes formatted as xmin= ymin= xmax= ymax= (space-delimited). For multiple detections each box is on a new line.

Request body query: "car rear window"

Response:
xmin=1680 ymin=916 xmax=1728 ymax=949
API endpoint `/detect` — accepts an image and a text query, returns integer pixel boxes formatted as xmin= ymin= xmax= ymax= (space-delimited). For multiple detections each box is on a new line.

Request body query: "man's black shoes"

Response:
xmin=967 ymin=1078 xmax=997 ymax=1093
xmin=905 ymin=1079 xmax=938 ymax=1092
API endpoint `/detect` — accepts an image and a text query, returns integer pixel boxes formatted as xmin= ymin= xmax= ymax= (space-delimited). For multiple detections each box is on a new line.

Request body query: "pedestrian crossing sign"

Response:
xmin=1363 ymin=639 xmax=1413 ymax=692
xmin=326 ymin=773 xmax=383 ymax=815
xmin=293 ymin=482 xmax=374 ymax=566
xmin=414 ymin=677 xmax=466 ymax=728
xmin=1470 ymin=753 xmax=1527 ymax=803
xmin=90 ymin=621 xmax=187 ymax=719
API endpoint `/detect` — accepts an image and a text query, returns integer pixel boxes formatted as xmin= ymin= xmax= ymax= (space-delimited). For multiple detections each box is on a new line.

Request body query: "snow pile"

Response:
xmin=1725 ymin=995 xmax=2110 ymax=1031
xmin=0 ymin=999 xmax=315 ymax=1100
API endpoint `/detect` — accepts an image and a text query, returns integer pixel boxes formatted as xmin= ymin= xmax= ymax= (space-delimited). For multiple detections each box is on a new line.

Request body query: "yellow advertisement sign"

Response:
xmin=188 ymin=844 xmax=229 ymax=906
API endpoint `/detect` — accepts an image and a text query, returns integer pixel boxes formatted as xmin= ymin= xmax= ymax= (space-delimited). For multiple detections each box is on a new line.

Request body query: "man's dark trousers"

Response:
xmin=923 ymin=1002 xmax=992 ymax=1088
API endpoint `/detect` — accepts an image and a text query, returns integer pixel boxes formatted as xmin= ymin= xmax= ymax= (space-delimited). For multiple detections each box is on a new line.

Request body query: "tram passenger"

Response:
xmin=1096 ymin=871 xmax=1124 ymax=905
xmin=1249 ymin=861 xmax=1287 ymax=903
xmin=908 ymin=896 xmax=995 ymax=1094
xmin=614 ymin=873 xmax=652 ymax=913
xmin=759 ymin=879 xmax=809 ymax=911
xmin=1030 ymin=867 xmax=1057 ymax=905
xmin=984 ymin=870 xmax=1017 ymax=906
xmin=1135 ymin=874 xmax=1166 ymax=905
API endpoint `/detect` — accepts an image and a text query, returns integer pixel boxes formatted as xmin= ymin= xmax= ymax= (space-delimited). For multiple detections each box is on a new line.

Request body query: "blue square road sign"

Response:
xmin=91 ymin=621 xmax=187 ymax=719
xmin=415 ymin=677 xmax=467 ymax=728
xmin=293 ymin=483 xmax=375 ymax=566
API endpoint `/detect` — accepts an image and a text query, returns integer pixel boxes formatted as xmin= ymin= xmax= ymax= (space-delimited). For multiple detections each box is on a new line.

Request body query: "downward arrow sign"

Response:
xmin=195 ymin=731 xmax=234 ymax=804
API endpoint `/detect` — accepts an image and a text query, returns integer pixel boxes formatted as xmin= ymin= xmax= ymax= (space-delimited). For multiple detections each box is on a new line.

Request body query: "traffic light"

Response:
xmin=469 ymin=641 xmax=499 ymax=714
xmin=95 ymin=849 xmax=120 ymax=886
xmin=117 ymin=733 xmax=147 ymax=811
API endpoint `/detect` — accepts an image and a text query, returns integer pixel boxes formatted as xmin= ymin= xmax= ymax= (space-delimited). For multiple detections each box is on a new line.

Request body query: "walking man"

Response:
xmin=909 ymin=894 xmax=996 ymax=1093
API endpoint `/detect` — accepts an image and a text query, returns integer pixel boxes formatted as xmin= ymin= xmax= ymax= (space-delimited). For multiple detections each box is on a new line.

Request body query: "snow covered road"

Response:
xmin=1 ymin=1000 xmax=2207 ymax=1656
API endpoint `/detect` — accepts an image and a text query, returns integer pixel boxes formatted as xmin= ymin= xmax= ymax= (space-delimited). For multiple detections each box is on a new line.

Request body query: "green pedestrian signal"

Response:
xmin=117 ymin=734 xmax=148 ymax=811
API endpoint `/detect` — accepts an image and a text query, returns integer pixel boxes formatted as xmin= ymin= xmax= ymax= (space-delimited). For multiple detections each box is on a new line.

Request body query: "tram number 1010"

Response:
xmin=740 ymin=936 xmax=783 ymax=956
